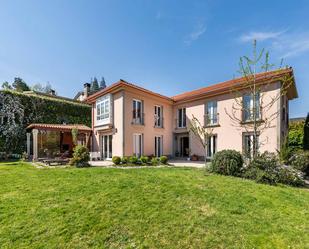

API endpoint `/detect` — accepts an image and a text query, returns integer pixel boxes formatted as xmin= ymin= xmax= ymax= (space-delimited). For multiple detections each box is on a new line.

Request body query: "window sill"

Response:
xmin=240 ymin=119 xmax=264 ymax=125
xmin=204 ymin=124 xmax=220 ymax=128
xmin=131 ymin=122 xmax=145 ymax=126
xmin=154 ymin=126 xmax=164 ymax=129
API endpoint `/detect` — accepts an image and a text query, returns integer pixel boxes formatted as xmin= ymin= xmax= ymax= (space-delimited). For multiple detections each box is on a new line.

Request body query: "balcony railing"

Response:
xmin=154 ymin=116 xmax=164 ymax=128
xmin=132 ymin=111 xmax=145 ymax=125
xmin=204 ymin=113 xmax=219 ymax=127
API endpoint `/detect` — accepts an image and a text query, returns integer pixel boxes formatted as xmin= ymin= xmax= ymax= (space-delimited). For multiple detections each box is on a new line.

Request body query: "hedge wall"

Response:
xmin=0 ymin=90 xmax=91 ymax=155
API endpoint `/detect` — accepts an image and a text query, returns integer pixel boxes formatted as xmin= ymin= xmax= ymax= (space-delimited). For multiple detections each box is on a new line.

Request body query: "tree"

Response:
xmin=1 ymin=81 xmax=12 ymax=90
xmin=100 ymin=77 xmax=106 ymax=89
xmin=303 ymin=113 xmax=309 ymax=150
xmin=91 ymin=77 xmax=99 ymax=92
xmin=12 ymin=77 xmax=30 ymax=92
xmin=225 ymin=40 xmax=293 ymax=159
xmin=189 ymin=115 xmax=213 ymax=166
xmin=32 ymin=82 xmax=53 ymax=93
xmin=289 ymin=120 xmax=304 ymax=150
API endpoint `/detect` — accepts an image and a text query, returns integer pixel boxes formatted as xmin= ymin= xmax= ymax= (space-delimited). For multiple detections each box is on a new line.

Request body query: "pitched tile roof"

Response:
xmin=86 ymin=68 xmax=297 ymax=104
xmin=26 ymin=123 xmax=92 ymax=132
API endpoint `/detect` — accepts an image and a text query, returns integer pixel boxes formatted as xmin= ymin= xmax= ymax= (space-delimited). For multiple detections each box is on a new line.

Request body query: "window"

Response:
xmin=243 ymin=133 xmax=259 ymax=158
xmin=207 ymin=135 xmax=217 ymax=158
xmin=133 ymin=99 xmax=143 ymax=124
xmin=96 ymin=95 xmax=110 ymax=121
xmin=133 ymin=133 xmax=143 ymax=157
xmin=243 ymin=93 xmax=260 ymax=121
xmin=155 ymin=136 xmax=163 ymax=157
xmin=102 ymin=135 xmax=112 ymax=159
xmin=154 ymin=105 xmax=163 ymax=127
xmin=206 ymin=101 xmax=218 ymax=125
xmin=178 ymin=108 xmax=186 ymax=128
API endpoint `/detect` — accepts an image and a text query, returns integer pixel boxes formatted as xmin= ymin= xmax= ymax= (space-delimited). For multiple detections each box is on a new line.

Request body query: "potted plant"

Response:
xmin=191 ymin=154 xmax=198 ymax=161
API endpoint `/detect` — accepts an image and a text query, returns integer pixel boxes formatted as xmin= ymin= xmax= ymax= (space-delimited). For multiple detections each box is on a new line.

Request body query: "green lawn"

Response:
xmin=0 ymin=162 xmax=308 ymax=249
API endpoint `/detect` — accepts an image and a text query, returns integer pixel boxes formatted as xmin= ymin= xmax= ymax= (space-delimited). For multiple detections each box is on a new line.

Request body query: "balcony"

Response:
xmin=204 ymin=113 xmax=219 ymax=127
xmin=132 ymin=111 xmax=145 ymax=125
xmin=154 ymin=116 xmax=164 ymax=128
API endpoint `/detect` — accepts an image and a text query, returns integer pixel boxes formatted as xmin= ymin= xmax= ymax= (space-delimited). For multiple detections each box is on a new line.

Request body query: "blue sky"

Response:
xmin=0 ymin=0 xmax=308 ymax=118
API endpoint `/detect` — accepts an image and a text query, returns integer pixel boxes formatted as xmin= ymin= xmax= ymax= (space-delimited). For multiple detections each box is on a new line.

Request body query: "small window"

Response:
xmin=243 ymin=93 xmax=260 ymax=122
xmin=155 ymin=136 xmax=163 ymax=157
xmin=154 ymin=106 xmax=163 ymax=127
xmin=206 ymin=101 xmax=218 ymax=125
xmin=133 ymin=133 xmax=143 ymax=157
xmin=178 ymin=108 xmax=186 ymax=128
xmin=207 ymin=135 xmax=217 ymax=158
xmin=243 ymin=133 xmax=259 ymax=158
xmin=133 ymin=99 xmax=143 ymax=124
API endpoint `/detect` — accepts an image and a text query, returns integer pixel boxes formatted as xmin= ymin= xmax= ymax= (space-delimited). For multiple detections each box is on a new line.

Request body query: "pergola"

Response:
xmin=26 ymin=123 xmax=92 ymax=160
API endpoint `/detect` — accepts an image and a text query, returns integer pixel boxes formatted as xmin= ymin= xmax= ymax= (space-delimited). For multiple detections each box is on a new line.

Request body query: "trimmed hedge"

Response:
xmin=210 ymin=150 xmax=243 ymax=176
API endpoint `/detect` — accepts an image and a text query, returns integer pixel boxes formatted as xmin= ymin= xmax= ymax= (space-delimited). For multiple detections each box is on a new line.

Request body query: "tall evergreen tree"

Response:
xmin=100 ymin=77 xmax=106 ymax=89
xmin=12 ymin=77 xmax=30 ymax=92
xmin=303 ymin=113 xmax=309 ymax=150
xmin=91 ymin=77 xmax=99 ymax=92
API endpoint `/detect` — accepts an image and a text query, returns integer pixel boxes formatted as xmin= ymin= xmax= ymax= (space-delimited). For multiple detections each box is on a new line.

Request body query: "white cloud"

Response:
xmin=239 ymin=31 xmax=286 ymax=42
xmin=184 ymin=22 xmax=207 ymax=45
xmin=238 ymin=29 xmax=309 ymax=58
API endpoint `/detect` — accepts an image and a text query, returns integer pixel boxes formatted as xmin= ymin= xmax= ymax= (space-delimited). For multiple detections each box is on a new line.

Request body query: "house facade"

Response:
xmin=86 ymin=68 xmax=298 ymax=160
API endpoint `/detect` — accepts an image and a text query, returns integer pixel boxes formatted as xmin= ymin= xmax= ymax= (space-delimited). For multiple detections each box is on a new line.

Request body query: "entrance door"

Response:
xmin=102 ymin=135 xmax=112 ymax=159
xmin=180 ymin=136 xmax=189 ymax=157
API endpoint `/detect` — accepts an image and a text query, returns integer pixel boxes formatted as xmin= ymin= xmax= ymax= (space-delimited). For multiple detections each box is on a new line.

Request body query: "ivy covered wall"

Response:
xmin=0 ymin=90 xmax=91 ymax=155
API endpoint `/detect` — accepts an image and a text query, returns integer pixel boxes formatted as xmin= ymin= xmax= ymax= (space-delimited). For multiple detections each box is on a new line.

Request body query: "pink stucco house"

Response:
xmin=85 ymin=68 xmax=298 ymax=160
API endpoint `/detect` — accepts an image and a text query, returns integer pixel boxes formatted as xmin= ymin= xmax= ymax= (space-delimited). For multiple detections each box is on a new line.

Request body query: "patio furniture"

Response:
xmin=43 ymin=158 xmax=70 ymax=166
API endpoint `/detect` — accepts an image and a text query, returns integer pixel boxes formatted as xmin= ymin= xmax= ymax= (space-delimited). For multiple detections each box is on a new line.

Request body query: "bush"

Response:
xmin=140 ymin=156 xmax=149 ymax=164
xmin=210 ymin=150 xmax=243 ymax=176
xmin=69 ymin=145 xmax=90 ymax=167
xmin=243 ymin=152 xmax=305 ymax=186
xmin=121 ymin=156 xmax=128 ymax=164
xmin=160 ymin=155 xmax=168 ymax=164
xmin=112 ymin=156 xmax=121 ymax=165
xmin=129 ymin=156 xmax=138 ymax=164
xmin=289 ymin=150 xmax=309 ymax=176
xmin=277 ymin=166 xmax=305 ymax=187
xmin=151 ymin=157 xmax=160 ymax=166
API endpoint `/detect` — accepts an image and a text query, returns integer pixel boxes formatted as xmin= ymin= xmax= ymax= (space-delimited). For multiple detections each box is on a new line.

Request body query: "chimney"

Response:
xmin=84 ymin=83 xmax=91 ymax=98
xmin=49 ymin=89 xmax=56 ymax=96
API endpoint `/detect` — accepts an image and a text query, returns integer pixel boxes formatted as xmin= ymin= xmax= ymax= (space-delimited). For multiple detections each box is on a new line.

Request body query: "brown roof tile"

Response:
xmin=26 ymin=123 xmax=92 ymax=132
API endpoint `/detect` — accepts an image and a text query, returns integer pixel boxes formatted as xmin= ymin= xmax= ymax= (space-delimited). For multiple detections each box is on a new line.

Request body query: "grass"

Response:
xmin=0 ymin=161 xmax=308 ymax=249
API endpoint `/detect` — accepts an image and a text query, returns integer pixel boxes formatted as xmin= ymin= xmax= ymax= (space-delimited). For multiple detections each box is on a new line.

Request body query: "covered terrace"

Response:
xmin=26 ymin=123 xmax=92 ymax=161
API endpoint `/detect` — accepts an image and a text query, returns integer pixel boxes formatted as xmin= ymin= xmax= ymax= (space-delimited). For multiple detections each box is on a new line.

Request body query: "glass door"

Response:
xmin=102 ymin=135 xmax=113 ymax=159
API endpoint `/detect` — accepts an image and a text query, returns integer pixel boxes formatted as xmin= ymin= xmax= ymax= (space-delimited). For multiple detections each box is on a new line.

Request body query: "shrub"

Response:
xmin=69 ymin=145 xmax=90 ymax=167
xmin=243 ymin=152 xmax=279 ymax=185
xmin=121 ymin=156 xmax=128 ymax=164
xmin=277 ymin=166 xmax=305 ymax=187
xmin=129 ymin=156 xmax=138 ymax=164
xmin=289 ymin=150 xmax=309 ymax=176
xmin=140 ymin=156 xmax=149 ymax=164
xmin=210 ymin=150 xmax=243 ymax=176
xmin=243 ymin=152 xmax=305 ymax=186
xmin=151 ymin=157 xmax=160 ymax=166
xmin=112 ymin=156 xmax=121 ymax=165
xmin=160 ymin=155 xmax=168 ymax=165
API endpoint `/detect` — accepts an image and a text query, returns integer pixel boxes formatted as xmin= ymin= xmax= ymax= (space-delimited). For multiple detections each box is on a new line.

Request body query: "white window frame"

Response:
xmin=133 ymin=133 xmax=143 ymax=157
xmin=206 ymin=101 xmax=218 ymax=125
xmin=243 ymin=133 xmax=259 ymax=158
xmin=207 ymin=135 xmax=217 ymax=158
xmin=96 ymin=95 xmax=110 ymax=122
xmin=155 ymin=136 xmax=163 ymax=157
xmin=101 ymin=134 xmax=113 ymax=159
xmin=178 ymin=108 xmax=186 ymax=128
xmin=243 ymin=93 xmax=260 ymax=121
xmin=154 ymin=105 xmax=163 ymax=127
xmin=133 ymin=99 xmax=143 ymax=124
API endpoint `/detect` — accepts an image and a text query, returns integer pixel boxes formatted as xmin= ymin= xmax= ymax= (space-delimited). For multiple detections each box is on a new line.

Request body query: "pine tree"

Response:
xmin=91 ymin=77 xmax=99 ymax=92
xmin=100 ymin=77 xmax=106 ymax=89
xmin=12 ymin=77 xmax=30 ymax=92
xmin=303 ymin=113 xmax=309 ymax=150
